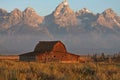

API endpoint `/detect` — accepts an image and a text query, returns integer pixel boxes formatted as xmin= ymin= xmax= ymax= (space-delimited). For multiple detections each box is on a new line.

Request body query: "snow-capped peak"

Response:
xmin=76 ymin=8 xmax=92 ymax=16
xmin=63 ymin=0 xmax=68 ymax=5
xmin=81 ymin=8 xmax=91 ymax=13
xmin=53 ymin=0 xmax=72 ymax=16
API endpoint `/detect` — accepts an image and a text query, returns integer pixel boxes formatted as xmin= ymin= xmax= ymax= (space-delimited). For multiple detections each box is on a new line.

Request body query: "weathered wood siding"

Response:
xmin=19 ymin=55 xmax=35 ymax=62
xmin=36 ymin=52 xmax=79 ymax=63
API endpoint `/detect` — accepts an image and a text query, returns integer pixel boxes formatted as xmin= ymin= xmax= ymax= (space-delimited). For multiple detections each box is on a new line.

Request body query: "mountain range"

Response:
xmin=0 ymin=1 xmax=120 ymax=54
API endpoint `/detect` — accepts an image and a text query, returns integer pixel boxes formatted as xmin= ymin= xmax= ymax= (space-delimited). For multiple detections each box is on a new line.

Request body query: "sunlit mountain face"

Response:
xmin=0 ymin=1 xmax=120 ymax=54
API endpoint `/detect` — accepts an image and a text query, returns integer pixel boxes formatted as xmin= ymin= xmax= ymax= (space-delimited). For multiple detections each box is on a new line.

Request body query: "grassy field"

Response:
xmin=0 ymin=60 xmax=120 ymax=80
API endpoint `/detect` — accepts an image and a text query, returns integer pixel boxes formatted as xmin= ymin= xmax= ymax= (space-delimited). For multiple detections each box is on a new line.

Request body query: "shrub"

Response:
xmin=0 ymin=60 xmax=119 ymax=80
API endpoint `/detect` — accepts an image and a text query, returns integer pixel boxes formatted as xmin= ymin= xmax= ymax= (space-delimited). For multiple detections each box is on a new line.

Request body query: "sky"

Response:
xmin=0 ymin=0 xmax=120 ymax=16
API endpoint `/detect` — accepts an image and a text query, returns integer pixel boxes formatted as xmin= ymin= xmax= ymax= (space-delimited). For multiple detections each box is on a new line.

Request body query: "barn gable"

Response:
xmin=34 ymin=41 xmax=67 ymax=53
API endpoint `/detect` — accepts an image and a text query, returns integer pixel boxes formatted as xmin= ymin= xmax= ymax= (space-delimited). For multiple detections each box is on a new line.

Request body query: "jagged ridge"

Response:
xmin=0 ymin=1 xmax=120 ymax=34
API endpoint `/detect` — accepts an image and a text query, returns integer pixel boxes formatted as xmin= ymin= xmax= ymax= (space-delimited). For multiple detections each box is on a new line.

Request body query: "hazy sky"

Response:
xmin=0 ymin=0 xmax=120 ymax=16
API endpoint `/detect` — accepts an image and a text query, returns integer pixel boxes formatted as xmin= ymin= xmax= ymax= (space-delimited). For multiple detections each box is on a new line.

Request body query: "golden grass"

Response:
xmin=0 ymin=60 xmax=120 ymax=80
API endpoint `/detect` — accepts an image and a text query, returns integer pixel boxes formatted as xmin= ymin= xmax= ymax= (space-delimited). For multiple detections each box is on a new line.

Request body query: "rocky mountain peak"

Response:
xmin=24 ymin=7 xmax=35 ymax=13
xmin=23 ymin=7 xmax=40 ymax=17
xmin=22 ymin=7 xmax=43 ymax=27
xmin=48 ymin=0 xmax=78 ymax=27
xmin=63 ymin=0 xmax=68 ymax=5
xmin=81 ymin=8 xmax=91 ymax=13
xmin=95 ymin=8 xmax=120 ymax=29
xmin=103 ymin=8 xmax=115 ymax=14
xmin=10 ymin=8 xmax=22 ymax=16
xmin=102 ymin=8 xmax=116 ymax=18
xmin=0 ymin=7 xmax=43 ymax=31
xmin=53 ymin=0 xmax=73 ymax=17
xmin=76 ymin=8 xmax=92 ymax=16
xmin=0 ymin=8 xmax=8 ymax=16
xmin=11 ymin=8 xmax=21 ymax=13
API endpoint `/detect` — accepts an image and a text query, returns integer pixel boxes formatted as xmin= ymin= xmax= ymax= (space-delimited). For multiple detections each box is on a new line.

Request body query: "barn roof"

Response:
xmin=19 ymin=52 xmax=35 ymax=56
xmin=34 ymin=41 xmax=66 ymax=53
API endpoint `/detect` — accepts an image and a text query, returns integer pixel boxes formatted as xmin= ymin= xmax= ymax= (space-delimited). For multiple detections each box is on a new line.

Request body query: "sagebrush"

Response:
xmin=0 ymin=60 xmax=120 ymax=80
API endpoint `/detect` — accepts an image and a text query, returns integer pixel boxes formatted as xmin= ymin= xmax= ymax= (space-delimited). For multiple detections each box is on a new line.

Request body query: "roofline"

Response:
xmin=38 ymin=40 xmax=61 ymax=43
xmin=19 ymin=52 xmax=34 ymax=56
xmin=67 ymin=52 xmax=80 ymax=57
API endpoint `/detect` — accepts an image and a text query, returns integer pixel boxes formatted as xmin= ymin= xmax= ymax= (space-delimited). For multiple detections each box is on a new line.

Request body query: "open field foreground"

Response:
xmin=0 ymin=60 xmax=120 ymax=80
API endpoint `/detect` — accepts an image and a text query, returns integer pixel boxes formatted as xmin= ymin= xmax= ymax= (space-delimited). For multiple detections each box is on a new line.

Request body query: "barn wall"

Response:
xmin=61 ymin=54 xmax=79 ymax=62
xmin=19 ymin=55 xmax=36 ymax=62
xmin=36 ymin=52 xmax=62 ymax=62
xmin=36 ymin=52 xmax=79 ymax=63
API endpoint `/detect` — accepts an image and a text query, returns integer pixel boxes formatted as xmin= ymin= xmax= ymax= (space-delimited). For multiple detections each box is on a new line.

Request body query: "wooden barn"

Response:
xmin=19 ymin=41 xmax=80 ymax=63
